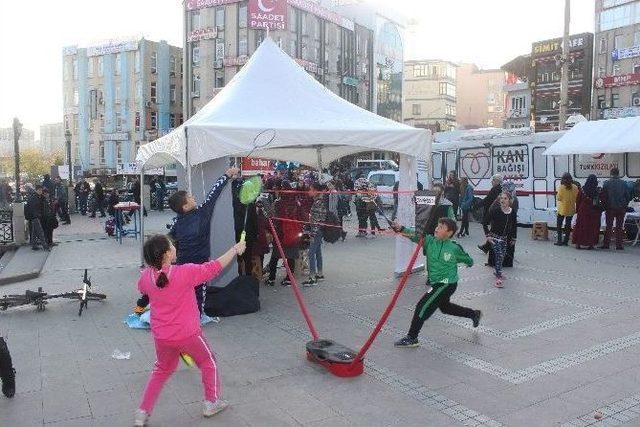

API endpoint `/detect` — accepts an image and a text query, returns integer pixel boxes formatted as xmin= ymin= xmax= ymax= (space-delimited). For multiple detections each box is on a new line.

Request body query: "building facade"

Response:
xmin=503 ymin=80 xmax=532 ymax=129
xmin=403 ymin=60 xmax=457 ymax=132
xmin=39 ymin=123 xmax=65 ymax=154
xmin=456 ymin=63 xmax=507 ymax=129
xmin=593 ymin=0 xmax=640 ymax=120
xmin=183 ymin=0 xmax=376 ymax=121
xmin=0 ymin=127 xmax=35 ymax=155
xmin=62 ymin=38 xmax=183 ymax=175
xmin=529 ymin=33 xmax=594 ymax=132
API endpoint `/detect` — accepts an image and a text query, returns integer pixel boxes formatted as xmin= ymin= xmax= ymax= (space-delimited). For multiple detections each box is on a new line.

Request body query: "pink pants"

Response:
xmin=139 ymin=331 xmax=220 ymax=413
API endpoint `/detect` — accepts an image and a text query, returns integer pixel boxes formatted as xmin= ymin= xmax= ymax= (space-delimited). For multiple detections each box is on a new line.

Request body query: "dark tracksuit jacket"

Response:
xmin=137 ymin=175 xmax=230 ymax=312
xmin=399 ymin=228 xmax=476 ymax=339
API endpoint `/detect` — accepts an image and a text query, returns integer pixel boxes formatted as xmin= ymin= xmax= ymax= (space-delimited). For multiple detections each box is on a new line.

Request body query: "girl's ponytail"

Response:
xmin=143 ymin=234 xmax=172 ymax=289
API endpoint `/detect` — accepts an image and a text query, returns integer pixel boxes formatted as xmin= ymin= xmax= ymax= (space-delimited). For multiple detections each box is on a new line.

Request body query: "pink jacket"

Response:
xmin=137 ymin=260 xmax=222 ymax=341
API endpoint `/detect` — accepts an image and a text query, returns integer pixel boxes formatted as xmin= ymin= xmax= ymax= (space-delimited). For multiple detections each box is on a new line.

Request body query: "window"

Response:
xmin=635 ymin=31 xmax=640 ymax=47
xmin=150 ymin=82 xmax=157 ymax=102
xmin=628 ymin=153 xmax=640 ymax=177
xmin=239 ymin=34 xmax=248 ymax=56
xmin=64 ymin=59 xmax=71 ymax=80
xmin=239 ymin=3 xmax=247 ymax=28
xmin=73 ymin=114 xmax=79 ymax=132
xmin=600 ymin=3 xmax=640 ymax=31
xmin=98 ymin=114 xmax=104 ymax=132
xmin=611 ymin=92 xmax=620 ymax=107
xmin=412 ymin=104 xmax=421 ymax=115
xmin=151 ymin=52 xmax=157 ymax=73
xmin=532 ymin=147 xmax=547 ymax=178
xmin=72 ymin=58 xmax=78 ymax=79
xmin=73 ymin=89 xmax=79 ymax=106
xmin=192 ymin=75 xmax=201 ymax=96
xmin=431 ymin=152 xmax=442 ymax=180
xmin=597 ymin=95 xmax=606 ymax=109
xmin=438 ymin=82 xmax=456 ymax=97
xmin=135 ymin=80 xmax=142 ymax=101
xmin=150 ymin=112 xmax=157 ymax=129
xmin=598 ymin=66 xmax=606 ymax=77
xmin=88 ymin=58 xmax=94 ymax=77
xmin=554 ymin=155 xmax=569 ymax=178
xmin=116 ymin=142 xmax=123 ymax=163
xmin=632 ymin=92 xmax=640 ymax=106
xmin=135 ymin=51 xmax=141 ymax=73
xmin=215 ymin=72 xmax=224 ymax=88
xmin=215 ymin=7 xmax=225 ymax=29
xmin=97 ymin=56 xmax=104 ymax=77
xmin=115 ymin=112 xmax=122 ymax=131
xmin=599 ymin=37 xmax=607 ymax=53
xmin=115 ymin=86 xmax=121 ymax=104
xmin=634 ymin=63 xmax=640 ymax=74
xmin=170 ymin=113 xmax=176 ymax=128
xmin=192 ymin=42 xmax=200 ymax=66
xmin=99 ymin=142 xmax=105 ymax=164
xmin=135 ymin=112 xmax=141 ymax=131
xmin=170 ymin=84 xmax=176 ymax=103
xmin=215 ymin=40 xmax=224 ymax=60
xmin=191 ymin=10 xmax=200 ymax=29
xmin=614 ymin=35 xmax=625 ymax=49
xmin=170 ymin=55 xmax=176 ymax=75
xmin=613 ymin=63 xmax=621 ymax=75
xmin=115 ymin=53 xmax=121 ymax=75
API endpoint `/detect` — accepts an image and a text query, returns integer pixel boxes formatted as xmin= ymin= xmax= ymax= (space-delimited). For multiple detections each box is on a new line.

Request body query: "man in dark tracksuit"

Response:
xmin=392 ymin=217 xmax=481 ymax=347
xmin=136 ymin=167 xmax=239 ymax=316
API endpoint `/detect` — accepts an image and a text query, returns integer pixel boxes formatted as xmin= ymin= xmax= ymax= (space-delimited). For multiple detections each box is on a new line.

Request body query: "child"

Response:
xmin=0 ymin=336 xmax=15 ymax=398
xmin=134 ymin=234 xmax=246 ymax=426
xmin=135 ymin=167 xmax=239 ymax=316
xmin=391 ymin=217 xmax=481 ymax=348
xmin=483 ymin=191 xmax=517 ymax=288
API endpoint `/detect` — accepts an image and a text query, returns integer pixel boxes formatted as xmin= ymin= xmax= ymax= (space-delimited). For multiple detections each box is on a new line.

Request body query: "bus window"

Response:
xmin=553 ymin=155 xmax=569 ymax=178
xmin=532 ymin=147 xmax=547 ymax=178
xmin=627 ymin=153 xmax=640 ymax=178
xmin=445 ymin=151 xmax=456 ymax=177
xmin=432 ymin=152 xmax=442 ymax=181
xmin=533 ymin=179 xmax=548 ymax=210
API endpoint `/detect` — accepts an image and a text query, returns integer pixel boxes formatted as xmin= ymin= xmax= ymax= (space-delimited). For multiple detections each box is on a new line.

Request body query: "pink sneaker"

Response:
xmin=495 ymin=278 xmax=504 ymax=288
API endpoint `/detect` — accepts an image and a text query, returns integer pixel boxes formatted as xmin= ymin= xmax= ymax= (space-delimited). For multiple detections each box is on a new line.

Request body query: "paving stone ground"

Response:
xmin=1 ymin=211 xmax=639 ymax=426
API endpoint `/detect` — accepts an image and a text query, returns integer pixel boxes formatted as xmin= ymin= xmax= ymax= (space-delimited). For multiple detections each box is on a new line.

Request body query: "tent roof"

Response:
xmin=136 ymin=37 xmax=429 ymax=169
xmin=544 ymin=116 xmax=640 ymax=155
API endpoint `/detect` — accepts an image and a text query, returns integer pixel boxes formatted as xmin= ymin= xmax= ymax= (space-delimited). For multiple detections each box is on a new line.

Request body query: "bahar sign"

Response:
xmin=249 ymin=0 xmax=287 ymax=30
xmin=492 ymin=145 xmax=528 ymax=179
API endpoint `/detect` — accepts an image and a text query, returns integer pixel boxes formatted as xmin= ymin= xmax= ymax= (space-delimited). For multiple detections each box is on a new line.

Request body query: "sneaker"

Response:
xmin=472 ymin=310 xmax=482 ymax=328
xmin=133 ymin=409 xmax=149 ymax=426
xmin=495 ymin=278 xmax=504 ymax=288
xmin=315 ymin=274 xmax=325 ymax=281
xmin=281 ymin=279 xmax=291 ymax=287
xmin=203 ymin=399 xmax=229 ymax=417
xmin=356 ymin=231 xmax=366 ymax=238
xmin=394 ymin=336 xmax=419 ymax=348
xmin=265 ymin=278 xmax=275 ymax=286
xmin=302 ymin=277 xmax=317 ymax=287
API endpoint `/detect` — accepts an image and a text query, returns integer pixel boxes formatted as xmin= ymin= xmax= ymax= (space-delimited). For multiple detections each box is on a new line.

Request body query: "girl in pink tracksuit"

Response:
xmin=134 ymin=234 xmax=246 ymax=426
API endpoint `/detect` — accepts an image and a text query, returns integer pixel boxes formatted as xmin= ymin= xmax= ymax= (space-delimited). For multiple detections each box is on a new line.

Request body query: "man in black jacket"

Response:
xmin=53 ymin=177 xmax=70 ymax=224
xmin=90 ymin=180 xmax=106 ymax=218
xmin=478 ymin=174 xmax=503 ymax=253
xmin=25 ymin=185 xmax=49 ymax=250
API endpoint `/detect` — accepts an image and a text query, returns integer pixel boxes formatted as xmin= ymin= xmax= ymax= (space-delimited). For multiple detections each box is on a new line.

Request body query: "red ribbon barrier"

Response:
xmin=267 ymin=218 xmax=320 ymax=341
xmin=349 ymin=236 xmax=425 ymax=367
xmin=270 ymin=216 xmax=398 ymax=237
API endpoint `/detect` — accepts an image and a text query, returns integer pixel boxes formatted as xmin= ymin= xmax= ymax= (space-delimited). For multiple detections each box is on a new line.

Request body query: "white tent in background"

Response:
xmin=135 ymin=37 xmax=431 ymax=277
xmin=544 ymin=116 xmax=640 ymax=155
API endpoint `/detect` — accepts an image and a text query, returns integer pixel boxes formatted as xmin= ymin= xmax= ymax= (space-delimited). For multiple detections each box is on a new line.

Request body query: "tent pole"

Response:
xmin=185 ymin=126 xmax=192 ymax=193
xmin=139 ymin=165 xmax=145 ymax=267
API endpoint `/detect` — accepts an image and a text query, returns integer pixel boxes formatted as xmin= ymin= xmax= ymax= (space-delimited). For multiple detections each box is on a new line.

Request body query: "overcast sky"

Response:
xmin=0 ymin=0 xmax=593 ymax=138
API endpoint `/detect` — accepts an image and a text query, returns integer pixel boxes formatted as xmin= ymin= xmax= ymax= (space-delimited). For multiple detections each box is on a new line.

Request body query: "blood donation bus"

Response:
xmin=430 ymin=128 xmax=639 ymax=225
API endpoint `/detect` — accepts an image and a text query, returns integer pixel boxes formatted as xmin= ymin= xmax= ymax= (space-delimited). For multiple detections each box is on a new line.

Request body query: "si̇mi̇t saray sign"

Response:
xmin=249 ymin=0 xmax=287 ymax=30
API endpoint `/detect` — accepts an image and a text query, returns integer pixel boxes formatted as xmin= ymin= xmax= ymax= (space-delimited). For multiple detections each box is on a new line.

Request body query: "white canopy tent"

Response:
xmin=136 ymin=37 xmax=431 ymax=276
xmin=544 ymin=116 xmax=640 ymax=155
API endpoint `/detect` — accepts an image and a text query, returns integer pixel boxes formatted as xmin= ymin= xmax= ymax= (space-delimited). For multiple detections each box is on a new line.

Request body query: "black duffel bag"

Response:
xmin=204 ymin=275 xmax=260 ymax=317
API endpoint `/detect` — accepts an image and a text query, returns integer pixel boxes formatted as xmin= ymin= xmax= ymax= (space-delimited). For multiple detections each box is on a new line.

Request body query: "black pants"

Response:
xmin=408 ymin=283 xmax=475 ymax=339
xmin=91 ymin=199 xmax=105 ymax=217
xmin=556 ymin=214 xmax=573 ymax=244
xmin=267 ymin=250 xmax=295 ymax=281
xmin=0 ymin=337 xmax=13 ymax=381
xmin=57 ymin=201 xmax=70 ymax=224
xmin=460 ymin=209 xmax=470 ymax=235
xmin=367 ymin=210 xmax=381 ymax=231
xmin=355 ymin=202 xmax=367 ymax=233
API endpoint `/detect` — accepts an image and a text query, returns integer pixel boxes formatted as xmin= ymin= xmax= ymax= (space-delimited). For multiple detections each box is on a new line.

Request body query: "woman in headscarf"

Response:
xmin=572 ymin=174 xmax=601 ymax=250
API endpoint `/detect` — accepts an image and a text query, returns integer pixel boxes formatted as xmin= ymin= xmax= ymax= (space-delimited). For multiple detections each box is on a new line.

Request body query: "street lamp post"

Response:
xmin=65 ymin=129 xmax=73 ymax=186
xmin=12 ymin=118 xmax=22 ymax=202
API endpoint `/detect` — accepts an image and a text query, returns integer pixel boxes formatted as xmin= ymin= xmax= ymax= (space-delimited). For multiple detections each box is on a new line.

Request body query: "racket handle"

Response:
xmin=240 ymin=231 xmax=246 ymax=242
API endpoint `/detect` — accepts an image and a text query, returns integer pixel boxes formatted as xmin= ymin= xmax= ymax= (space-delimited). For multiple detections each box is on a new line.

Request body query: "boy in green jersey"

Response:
xmin=391 ymin=217 xmax=481 ymax=348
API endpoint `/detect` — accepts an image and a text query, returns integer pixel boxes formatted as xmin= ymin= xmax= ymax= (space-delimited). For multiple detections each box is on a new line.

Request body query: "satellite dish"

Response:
xmin=566 ymin=114 xmax=588 ymax=125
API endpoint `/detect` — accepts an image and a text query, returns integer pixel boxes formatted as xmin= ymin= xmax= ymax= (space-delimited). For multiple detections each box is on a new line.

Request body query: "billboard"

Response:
xmin=249 ymin=0 xmax=287 ymax=30
xmin=241 ymin=157 xmax=274 ymax=176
